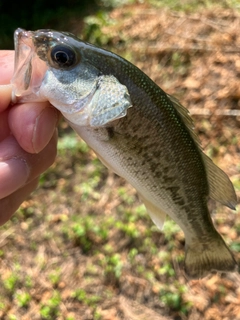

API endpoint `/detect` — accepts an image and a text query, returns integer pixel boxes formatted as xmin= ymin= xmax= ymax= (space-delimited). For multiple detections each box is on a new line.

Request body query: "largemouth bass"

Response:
xmin=11 ymin=28 xmax=238 ymax=279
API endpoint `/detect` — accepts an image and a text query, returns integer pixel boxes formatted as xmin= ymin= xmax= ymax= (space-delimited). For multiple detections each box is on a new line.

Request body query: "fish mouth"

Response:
xmin=11 ymin=28 xmax=48 ymax=103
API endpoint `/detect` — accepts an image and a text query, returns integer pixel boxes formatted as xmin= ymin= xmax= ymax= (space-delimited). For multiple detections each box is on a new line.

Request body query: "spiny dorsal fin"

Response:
xmin=168 ymin=94 xmax=202 ymax=149
xmin=168 ymin=94 xmax=237 ymax=210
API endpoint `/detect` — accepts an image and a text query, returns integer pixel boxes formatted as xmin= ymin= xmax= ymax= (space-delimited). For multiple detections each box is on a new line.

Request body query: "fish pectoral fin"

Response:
xmin=184 ymin=232 xmax=237 ymax=279
xmin=89 ymin=75 xmax=132 ymax=127
xmin=202 ymin=153 xmax=237 ymax=210
xmin=139 ymin=193 xmax=166 ymax=230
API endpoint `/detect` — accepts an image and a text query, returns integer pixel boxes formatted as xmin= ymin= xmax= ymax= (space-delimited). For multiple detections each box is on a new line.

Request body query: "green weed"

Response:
xmin=159 ymin=283 xmax=190 ymax=314
xmin=8 ymin=315 xmax=17 ymax=320
xmin=25 ymin=275 xmax=33 ymax=288
xmin=15 ymin=291 xmax=31 ymax=308
xmin=158 ymin=263 xmax=175 ymax=277
xmin=163 ymin=219 xmax=181 ymax=241
xmin=48 ymin=268 xmax=61 ymax=286
xmin=83 ymin=11 xmax=114 ymax=46
xmin=101 ymin=253 xmax=123 ymax=280
xmin=57 ymin=133 xmax=87 ymax=154
xmin=128 ymin=248 xmax=138 ymax=262
xmin=3 ymin=273 xmax=19 ymax=293
xmin=40 ymin=291 xmax=61 ymax=319
xmin=72 ymin=289 xmax=101 ymax=306
xmin=0 ymin=301 xmax=5 ymax=310
xmin=63 ymin=215 xmax=109 ymax=253
xmin=160 ymin=289 xmax=181 ymax=310
xmin=230 ymin=241 xmax=240 ymax=252
xmin=116 ymin=220 xmax=140 ymax=239
xmin=72 ymin=288 xmax=87 ymax=302
xmin=117 ymin=187 xmax=135 ymax=205
xmin=93 ymin=309 xmax=102 ymax=320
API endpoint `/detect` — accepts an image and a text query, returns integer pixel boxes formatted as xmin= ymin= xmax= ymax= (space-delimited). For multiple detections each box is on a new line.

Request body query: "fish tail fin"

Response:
xmin=184 ymin=233 xmax=238 ymax=279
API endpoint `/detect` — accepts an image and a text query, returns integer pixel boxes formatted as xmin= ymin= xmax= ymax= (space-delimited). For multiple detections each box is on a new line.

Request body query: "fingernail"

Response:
xmin=32 ymin=107 xmax=58 ymax=153
xmin=0 ymin=158 xmax=29 ymax=199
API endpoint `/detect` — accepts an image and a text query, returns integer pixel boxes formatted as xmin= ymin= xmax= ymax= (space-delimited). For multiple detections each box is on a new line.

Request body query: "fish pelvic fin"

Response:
xmin=184 ymin=232 xmax=238 ymax=279
xmin=138 ymin=193 xmax=166 ymax=230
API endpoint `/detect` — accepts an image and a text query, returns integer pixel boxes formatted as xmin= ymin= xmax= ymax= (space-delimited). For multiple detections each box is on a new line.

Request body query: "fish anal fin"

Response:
xmin=139 ymin=193 xmax=166 ymax=230
xmin=185 ymin=233 xmax=237 ymax=279
xmin=202 ymin=153 xmax=237 ymax=210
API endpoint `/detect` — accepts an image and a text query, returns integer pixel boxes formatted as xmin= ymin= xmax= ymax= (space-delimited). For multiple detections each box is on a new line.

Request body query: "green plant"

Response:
xmin=0 ymin=301 xmax=5 ymax=310
xmin=72 ymin=289 xmax=101 ymax=306
xmin=48 ymin=269 xmax=61 ymax=286
xmin=15 ymin=291 xmax=31 ymax=308
xmin=8 ymin=315 xmax=17 ymax=320
xmin=40 ymin=291 xmax=61 ymax=319
xmin=230 ymin=241 xmax=240 ymax=252
xmin=83 ymin=11 xmax=114 ymax=46
xmin=101 ymin=253 xmax=123 ymax=280
xmin=57 ymin=133 xmax=83 ymax=154
xmin=3 ymin=273 xmax=19 ymax=293
xmin=128 ymin=248 xmax=138 ymax=262
xmin=161 ymin=289 xmax=182 ymax=310
xmin=72 ymin=288 xmax=87 ymax=302
xmin=93 ymin=309 xmax=102 ymax=320
xmin=163 ymin=219 xmax=181 ymax=241
xmin=158 ymin=263 xmax=175 ymax=277
xmin=159 ymin=284 xmax=191 ymax=314
xmin=116 ymin=220 xmax=140 ymax=239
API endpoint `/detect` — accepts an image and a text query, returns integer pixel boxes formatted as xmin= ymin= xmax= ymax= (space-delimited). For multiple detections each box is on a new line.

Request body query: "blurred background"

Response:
xmin=0 ymin=0 xmax=96 ymax=48
xmin=1 ymin=0 xmax=240 ymax=319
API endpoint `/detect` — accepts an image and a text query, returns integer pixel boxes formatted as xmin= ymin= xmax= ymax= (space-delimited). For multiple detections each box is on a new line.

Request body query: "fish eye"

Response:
xmin=50 ymin=45 xmax=77 ymax=68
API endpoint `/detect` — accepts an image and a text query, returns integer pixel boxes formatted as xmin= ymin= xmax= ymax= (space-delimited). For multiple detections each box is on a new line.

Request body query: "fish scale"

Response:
xmin=11 ymin=28 xmax=238 ymax=279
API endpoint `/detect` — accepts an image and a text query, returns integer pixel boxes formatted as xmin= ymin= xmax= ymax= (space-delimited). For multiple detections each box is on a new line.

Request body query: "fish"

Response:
xmin=11 ymin=28 xmax=238 ymax=279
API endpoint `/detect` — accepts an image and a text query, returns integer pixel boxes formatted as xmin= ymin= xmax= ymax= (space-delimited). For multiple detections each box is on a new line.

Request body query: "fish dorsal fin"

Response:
xmin=138 ymin=192 xmax=166 ymax=230
xmin=168 ymin=94 xmax=237 ymax=210
xmin=202 ymin=153 xmax=237 ymax=209
xmin=167 ymin=94 xmax=202 ymax=149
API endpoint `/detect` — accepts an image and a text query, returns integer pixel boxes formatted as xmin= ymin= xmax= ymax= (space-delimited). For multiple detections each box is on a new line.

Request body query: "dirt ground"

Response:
xmin=0 ymin=2 xmax=240 ymax=320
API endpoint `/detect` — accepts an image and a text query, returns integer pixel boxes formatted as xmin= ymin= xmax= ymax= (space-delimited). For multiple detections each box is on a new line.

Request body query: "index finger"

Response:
xmin=0 ymin=85 xmax=12 ymax=113
xmin=0 ymin=51 xmax=14 ymax=85
xmin=0 ymin=51 xmax=14 ymax=112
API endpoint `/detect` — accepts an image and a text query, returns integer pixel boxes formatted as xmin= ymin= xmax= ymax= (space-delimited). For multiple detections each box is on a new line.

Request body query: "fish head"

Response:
xmin=11 ymin=28 xmax=132 ymax=127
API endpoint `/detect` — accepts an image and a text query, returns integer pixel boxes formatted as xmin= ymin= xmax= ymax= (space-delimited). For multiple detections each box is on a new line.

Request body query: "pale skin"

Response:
xmin=0 ymin=51 xmax=60 ymax=225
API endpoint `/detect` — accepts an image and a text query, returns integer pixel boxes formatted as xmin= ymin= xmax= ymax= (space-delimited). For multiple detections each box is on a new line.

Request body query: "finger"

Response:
xmin=0 ymin=51 xmax=14 ymax=85
xmin=9 ymin=102 xmax=60 ymax=153
xmin=0 ymin=130 xmax=57 ymax=199
xmin=0 ymin=85 xmax=13 ymax=141
xmin=0 ymin=178 xmax=39 ymax=226
xmin=0 ymin=109 xmax=10 ymax=142
xmin=0 ymin=84 xmax=12 ymax=112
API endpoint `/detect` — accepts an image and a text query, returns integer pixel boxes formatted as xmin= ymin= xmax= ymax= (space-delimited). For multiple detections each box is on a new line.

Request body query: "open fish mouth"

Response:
xmin=11 ymin=28 xmax=48 ymax=103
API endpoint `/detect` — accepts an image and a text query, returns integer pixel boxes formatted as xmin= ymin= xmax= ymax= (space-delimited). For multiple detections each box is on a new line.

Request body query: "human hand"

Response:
xmin=0 ymin=51 xmax=60 ymax=225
